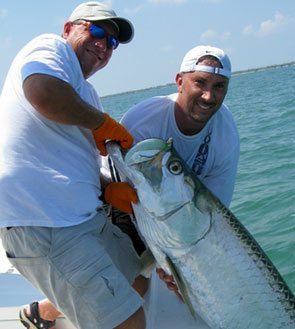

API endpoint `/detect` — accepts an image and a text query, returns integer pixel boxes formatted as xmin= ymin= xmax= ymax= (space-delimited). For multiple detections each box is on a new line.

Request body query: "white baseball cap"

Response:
xmin=180 ymin=45 xmax=231 ymax=78
xmin=69 ymin=1 xmax=134 ymax=43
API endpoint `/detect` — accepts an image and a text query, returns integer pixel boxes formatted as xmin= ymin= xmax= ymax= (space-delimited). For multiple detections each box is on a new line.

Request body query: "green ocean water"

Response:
xmin=102 ymin=64 xmax=295 ymax=292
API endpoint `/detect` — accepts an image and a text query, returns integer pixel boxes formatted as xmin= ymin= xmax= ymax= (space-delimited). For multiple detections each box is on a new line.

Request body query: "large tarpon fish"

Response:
xmin=106 ymin=138 xmax=295 ymax=329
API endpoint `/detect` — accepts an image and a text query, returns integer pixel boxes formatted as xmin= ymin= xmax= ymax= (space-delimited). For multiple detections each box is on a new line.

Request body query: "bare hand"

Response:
xmin=156 ymin=268 xmax=184 ymax=302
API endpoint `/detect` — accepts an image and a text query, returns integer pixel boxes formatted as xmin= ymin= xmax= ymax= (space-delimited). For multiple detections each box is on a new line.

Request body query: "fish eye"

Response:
xmin=168 ymin=160 xmax=183 ymax=175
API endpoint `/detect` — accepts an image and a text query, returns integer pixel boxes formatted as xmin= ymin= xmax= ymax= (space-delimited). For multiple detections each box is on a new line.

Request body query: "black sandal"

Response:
xmin=19 ymin=301 xmax=56 ymax=329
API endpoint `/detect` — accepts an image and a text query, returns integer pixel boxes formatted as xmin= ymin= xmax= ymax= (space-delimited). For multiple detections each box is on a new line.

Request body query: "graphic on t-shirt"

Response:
xmin=192 ymin=131 xmax=212 ymax=175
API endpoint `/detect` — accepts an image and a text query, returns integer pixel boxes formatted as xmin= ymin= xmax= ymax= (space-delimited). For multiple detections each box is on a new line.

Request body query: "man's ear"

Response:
xmin=175 ymin=73 xmax=183 ymax=93
xmin=63 ymin=21 xmax=73 ymax=38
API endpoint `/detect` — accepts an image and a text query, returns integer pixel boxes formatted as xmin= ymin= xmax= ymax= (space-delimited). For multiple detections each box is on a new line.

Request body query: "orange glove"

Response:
xmin=104 ymin=182 xmax=139 ymax=214
xmin=93 ymin=113 xmax=133 ymax=156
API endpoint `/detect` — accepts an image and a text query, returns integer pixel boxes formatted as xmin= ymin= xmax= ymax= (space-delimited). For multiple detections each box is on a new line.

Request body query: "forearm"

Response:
xmin=23 ymin=73 xmax=134 ymax=156
xmin=23 ymin=74 xmax=105 ymax=129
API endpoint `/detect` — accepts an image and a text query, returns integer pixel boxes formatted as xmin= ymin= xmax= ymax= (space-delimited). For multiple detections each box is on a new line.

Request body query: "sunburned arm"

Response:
xmin=23 ymin=73 xmax=105 ymax=129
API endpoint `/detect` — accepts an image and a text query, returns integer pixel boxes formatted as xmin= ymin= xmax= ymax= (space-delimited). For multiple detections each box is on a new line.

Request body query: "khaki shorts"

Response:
xmin=0 ymin=211 xmax=143 ymax=329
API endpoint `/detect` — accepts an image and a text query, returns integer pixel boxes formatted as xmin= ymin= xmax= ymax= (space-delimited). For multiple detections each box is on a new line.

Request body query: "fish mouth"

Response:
xmin=146 ymin=201 xmax=190 ymax=221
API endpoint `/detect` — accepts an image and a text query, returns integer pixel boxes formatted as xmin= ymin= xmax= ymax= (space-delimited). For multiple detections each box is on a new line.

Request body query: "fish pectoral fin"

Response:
xmin=165 ymin=255 xmax=196 ymax=319
xmin=139 ymin=248 xmax=156 ymax=278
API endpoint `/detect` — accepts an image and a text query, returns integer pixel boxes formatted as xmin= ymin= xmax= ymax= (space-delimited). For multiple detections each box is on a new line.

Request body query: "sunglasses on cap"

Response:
xmin=72 ymin=21 xmax=119 ymax=50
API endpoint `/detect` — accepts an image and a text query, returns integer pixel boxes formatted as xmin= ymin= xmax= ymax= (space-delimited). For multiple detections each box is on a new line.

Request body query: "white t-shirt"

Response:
xmin=0 ymin=34 xmax=103 ymax=227
xmin=120 ymin=94 xmax=240 ymax=207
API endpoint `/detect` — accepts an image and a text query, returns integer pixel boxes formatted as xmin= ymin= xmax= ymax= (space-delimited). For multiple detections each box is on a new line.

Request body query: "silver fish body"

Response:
xmin=107 ymin=138 xmax=295 ymax=329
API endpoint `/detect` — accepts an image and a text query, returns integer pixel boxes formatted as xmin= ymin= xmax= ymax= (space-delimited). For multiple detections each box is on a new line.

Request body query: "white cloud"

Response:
xmin=242 ymin=25 xmax=254 ymax=36
xmin=124 ymin=0 xmax=187 ymax=15
xmin=200 ymin=0 xmax=223 ymax=3
xmin=242 ymin=12 xmax=288 ymax=37
xmin=104 ymin=0 xmax=113 ymax=7
xmin=258 ymin=11 xmax=287 ymax=36
xmin=148 ymin=0 xmax=187 ymax=4
xmin=0 ymin=8 xmax=8 ymax=19
xmin=160 ymin=45 xmax=175 ymax=52
xmin=200 ymin=29 xmax=218 ymax=42
xmin=124 ymin=5 xmax=145 ymax=15
xmin=0 ymin=37 xmax=12 ymax=49
xmin=220 ymin=31 xmax=231 ymax=41
xmin=200 ymin=29 xmax=231 ymax=42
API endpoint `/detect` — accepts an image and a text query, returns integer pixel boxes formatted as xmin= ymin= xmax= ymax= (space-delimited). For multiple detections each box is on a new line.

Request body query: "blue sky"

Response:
xmin=0 ymin=0 xmax=294 ymax=96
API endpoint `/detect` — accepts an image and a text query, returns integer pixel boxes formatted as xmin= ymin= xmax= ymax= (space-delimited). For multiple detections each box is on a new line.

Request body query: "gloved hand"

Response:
xmin=93 ymin=113 xmax=133 ymax=156
xmin=104 ymin=182 xmax=139 ymax=214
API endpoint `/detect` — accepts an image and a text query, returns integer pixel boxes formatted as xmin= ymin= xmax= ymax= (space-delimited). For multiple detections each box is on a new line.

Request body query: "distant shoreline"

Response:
xmin=232 ymin=61 xmax=295 ymax=76
xmin=102 ymin=61 xmax=295 ymax=98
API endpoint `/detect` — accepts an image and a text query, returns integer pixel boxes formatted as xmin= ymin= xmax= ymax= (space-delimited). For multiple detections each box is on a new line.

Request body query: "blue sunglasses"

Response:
xmin=89 ymin=24 xmax=119 ymax=50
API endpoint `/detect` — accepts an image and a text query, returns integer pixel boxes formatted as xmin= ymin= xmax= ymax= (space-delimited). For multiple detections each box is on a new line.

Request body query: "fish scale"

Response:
xmin=177 ymin=226 xmax=288 ymax=328
xmin=106 ymin=138 xmax=295 ymax=329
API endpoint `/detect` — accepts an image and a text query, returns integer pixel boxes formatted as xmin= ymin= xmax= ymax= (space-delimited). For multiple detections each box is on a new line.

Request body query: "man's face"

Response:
xmin=175 ymin=59 xmax=229 ymax=133
xmin=63 ymin=20 xmax=118 ymax=79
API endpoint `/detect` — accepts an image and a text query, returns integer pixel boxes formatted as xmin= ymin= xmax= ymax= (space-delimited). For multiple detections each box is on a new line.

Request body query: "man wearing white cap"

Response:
xmin=0 ymin=2 xmax=147 ymax=329
xmin=106 ymin=45 xmax=240 ymax=292
xmin=121 ymin=45 xmax=239 ymax=208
